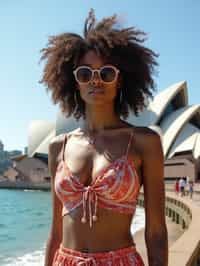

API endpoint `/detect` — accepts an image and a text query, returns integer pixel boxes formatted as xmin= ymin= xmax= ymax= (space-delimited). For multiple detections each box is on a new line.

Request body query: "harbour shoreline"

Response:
xmin=0 ymin=181 xmax=50 ymax=190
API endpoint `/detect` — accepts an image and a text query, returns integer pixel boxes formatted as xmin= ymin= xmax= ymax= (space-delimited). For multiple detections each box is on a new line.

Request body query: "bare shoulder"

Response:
xmin=48 ymin=134 xmax=66 ymax=170
xmin=133 ymin=126 xmax=163 ymax=157
xmin=49 ymin=134 xmax=66 ymax=153
xmin=49 ymin=134 xmax=66 ymax=148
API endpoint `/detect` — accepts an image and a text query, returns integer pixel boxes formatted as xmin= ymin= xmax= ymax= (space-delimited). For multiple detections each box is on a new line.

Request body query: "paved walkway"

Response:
xmin=134 ymin=189 xmax=200 ymax=265
xmin=187 ymin=192 xmax=200 ymax=206
xmin=133 ymin=216 xmax=184 ymax=265
xmin=166 ymin=183 xmax=200 ymax=206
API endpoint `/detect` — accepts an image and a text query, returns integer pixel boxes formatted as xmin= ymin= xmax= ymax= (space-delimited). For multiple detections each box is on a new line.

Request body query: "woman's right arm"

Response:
xmin=44 ymin=136 xmax=64 ymax=266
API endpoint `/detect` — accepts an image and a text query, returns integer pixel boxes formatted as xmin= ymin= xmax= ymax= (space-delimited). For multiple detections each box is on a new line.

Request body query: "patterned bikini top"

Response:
xmin=55 ymin=129 xmax=141 ymax=227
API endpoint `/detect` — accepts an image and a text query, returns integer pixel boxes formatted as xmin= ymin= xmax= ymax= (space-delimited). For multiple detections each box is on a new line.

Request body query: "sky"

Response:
xmin=0 ymin=0 xmax=200 ymax=151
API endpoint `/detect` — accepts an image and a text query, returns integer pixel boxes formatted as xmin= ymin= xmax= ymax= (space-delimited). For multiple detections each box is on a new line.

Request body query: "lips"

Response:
xmin=89 ymin=88 xmax=104 ymax=95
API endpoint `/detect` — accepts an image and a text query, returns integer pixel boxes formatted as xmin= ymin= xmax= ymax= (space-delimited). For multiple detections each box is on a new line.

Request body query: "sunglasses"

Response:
xmin=73 ymin=65 xmax=120 ymax=84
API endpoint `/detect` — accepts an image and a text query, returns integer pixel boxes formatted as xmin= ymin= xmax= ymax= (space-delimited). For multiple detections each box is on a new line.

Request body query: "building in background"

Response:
xmin=3 ymin=167 xmax=19 ymax=182
xmin=0 ymin=154 xmax=50 ymax=189
xmin=11 ymin=156 xmax=50 ymax=183
xmin=0 ymin=140 xmax=4 ymax=152
xmin=0 ymin=140 xmax=23 ymax=175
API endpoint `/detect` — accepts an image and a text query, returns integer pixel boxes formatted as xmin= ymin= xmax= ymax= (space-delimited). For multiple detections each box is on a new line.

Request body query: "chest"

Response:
xmin=62 ymin=135 xmax=142 ymax=186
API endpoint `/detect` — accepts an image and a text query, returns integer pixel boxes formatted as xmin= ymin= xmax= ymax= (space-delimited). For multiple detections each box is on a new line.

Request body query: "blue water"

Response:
xmin=0 ymin=189 xmax=145 ymax=266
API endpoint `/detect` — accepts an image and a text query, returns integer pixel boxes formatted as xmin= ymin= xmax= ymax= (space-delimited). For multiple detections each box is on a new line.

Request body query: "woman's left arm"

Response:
xmin=141 ymin=130 xmax=168 ymax=266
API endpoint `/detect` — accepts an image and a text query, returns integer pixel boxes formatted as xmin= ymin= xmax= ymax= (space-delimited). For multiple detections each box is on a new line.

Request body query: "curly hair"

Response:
xmin=40 ymin=9 xmax=158 ymax=120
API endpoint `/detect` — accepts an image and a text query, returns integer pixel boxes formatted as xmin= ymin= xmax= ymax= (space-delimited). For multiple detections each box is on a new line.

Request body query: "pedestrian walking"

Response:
xmin=179 ymin=178 xmax=186 ymax=197
xmin=175 ymin=179 xmax=179 ymax=195
xmin=188 ymin=180 xmax=194 ymax=199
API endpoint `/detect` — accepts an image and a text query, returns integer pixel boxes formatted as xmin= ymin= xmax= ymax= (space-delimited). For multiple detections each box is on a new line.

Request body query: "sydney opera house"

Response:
xmin=28 ymin=80 xmax=200 ymax=182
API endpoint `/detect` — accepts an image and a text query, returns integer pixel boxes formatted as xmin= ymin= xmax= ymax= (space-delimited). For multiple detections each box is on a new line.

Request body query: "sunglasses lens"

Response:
xmin=100 ymin=67 xmax=116 ymax=82
xmin=76 ymin=68 xmax=92 ymax=83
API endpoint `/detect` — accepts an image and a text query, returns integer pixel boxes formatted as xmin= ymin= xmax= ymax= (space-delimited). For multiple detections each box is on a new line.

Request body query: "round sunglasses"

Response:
xmin=73 ymin=65 xmax=120 ymax=84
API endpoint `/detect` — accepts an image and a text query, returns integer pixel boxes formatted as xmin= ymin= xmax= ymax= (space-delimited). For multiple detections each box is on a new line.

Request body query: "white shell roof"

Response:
xmin=30 ymin=129 xmax=56 ymax=157
xmin=127 ymin=80 xmax=187 ymax=126
xmin=28 ymin=120 xmax=55 ymax=157
xmin=168 ymin=123 xmax=200 ymax=158
xmin=194 ymin=134 xmax=200 ymax=159
xmin=160 ymin=105 xmax=200 ymax=157
xmin=149 ymin=80 xmax=187 ymax=123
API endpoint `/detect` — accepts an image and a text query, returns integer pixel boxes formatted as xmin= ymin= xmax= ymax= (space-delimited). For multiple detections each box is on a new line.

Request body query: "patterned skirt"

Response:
xmin=53 ymin=244 xmax=144 ymax=265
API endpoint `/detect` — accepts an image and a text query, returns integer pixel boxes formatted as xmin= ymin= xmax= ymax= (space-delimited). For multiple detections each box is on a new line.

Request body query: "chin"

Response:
xmin=87 ymin=98 xmax=114 ymax=107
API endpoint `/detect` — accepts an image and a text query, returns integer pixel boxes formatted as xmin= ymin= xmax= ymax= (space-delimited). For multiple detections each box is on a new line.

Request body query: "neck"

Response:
xmin=83 ymin=105 xmax=122 ymax=133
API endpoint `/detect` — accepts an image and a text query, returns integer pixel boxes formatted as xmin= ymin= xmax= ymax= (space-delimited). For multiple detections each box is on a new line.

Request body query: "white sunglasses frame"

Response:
xmin=73 ymin=65 xmax=120 ymax=84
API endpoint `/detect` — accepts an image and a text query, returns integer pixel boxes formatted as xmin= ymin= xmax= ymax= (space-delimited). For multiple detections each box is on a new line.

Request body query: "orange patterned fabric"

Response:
xmin=55 ymin=130 xmax=141 ymax=228
xmin=53 ymin=244 xmax=145 ymax=266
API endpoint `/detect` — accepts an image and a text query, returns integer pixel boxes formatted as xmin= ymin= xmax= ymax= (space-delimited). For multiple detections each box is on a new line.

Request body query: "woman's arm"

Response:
xmin=44 ymin=136 xmax=64 ymax=266
xmin=141 ymin=130 xmax=168 ymax=266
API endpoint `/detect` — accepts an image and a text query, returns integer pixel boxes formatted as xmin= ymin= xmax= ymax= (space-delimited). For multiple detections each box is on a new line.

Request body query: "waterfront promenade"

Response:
xmin=134 ymin=189 xmax=200 ymax=265
xmin=134 ymin=216 xmax=184 ymax=265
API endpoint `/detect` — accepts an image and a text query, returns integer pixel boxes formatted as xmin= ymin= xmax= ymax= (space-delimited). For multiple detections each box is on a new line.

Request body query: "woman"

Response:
xmin=175 ymin=179 xmax=179 ymax=195
xmin=41 ymin=9 xmax=168 ymax=266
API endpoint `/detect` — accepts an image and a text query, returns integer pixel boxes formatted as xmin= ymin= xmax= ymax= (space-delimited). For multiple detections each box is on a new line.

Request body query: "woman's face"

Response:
xmin=75 ymin=50 xmax=120 ymax=106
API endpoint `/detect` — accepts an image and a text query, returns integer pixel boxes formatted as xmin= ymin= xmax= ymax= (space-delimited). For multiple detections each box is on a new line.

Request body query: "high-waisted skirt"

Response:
xmin=53 ymin=244 xmax=144 ymax=265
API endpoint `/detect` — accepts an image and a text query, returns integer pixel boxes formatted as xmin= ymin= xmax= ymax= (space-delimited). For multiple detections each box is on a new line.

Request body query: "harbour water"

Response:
xmin=0 ymin=189 xmax=145 ymax=266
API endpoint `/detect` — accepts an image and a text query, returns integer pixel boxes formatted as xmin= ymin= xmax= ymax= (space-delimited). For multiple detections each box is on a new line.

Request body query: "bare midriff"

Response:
xmin=62 ymin=207 xmax=134 ymax=253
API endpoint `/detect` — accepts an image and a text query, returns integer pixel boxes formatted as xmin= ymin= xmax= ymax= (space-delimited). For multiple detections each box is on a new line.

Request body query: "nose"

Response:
xmin=90 ymin=70 xmax=101 ymax=85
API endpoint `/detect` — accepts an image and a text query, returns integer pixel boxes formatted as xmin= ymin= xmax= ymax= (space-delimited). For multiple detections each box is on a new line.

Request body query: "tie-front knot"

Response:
xmin=85 ymin=185 xmax=93 ymax=193
xmin=81 ymin=186 xmax=98 ymax=227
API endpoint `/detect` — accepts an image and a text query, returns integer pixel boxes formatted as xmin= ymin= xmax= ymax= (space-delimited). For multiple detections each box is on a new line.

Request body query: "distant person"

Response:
xmin=179 ymin=178 xmax=186 ymax=197
xmin=175 ymin=179 xmax=179 ymax=195
xmin=188 ymin=180 xmax=194 ymax=199
xmin=41 ymin=9 xmax=168 ymax=266
xmin=185 ymin=176 xmax=190 ymax=196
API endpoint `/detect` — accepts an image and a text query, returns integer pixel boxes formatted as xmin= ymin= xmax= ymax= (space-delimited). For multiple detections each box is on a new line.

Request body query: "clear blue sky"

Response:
xmin=0 ymin=1 xmax=200 ymax=151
